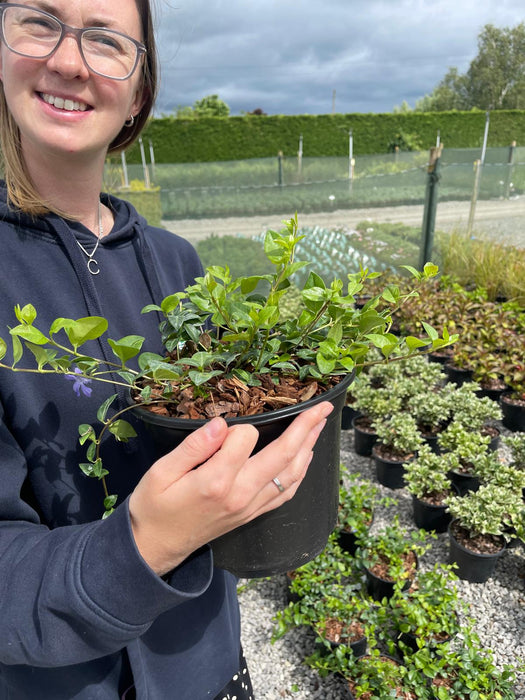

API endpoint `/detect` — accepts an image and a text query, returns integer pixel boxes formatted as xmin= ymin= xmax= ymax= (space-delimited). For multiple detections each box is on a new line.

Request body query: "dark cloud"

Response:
xmin=154 ymin=0 xmax=524 ymax=115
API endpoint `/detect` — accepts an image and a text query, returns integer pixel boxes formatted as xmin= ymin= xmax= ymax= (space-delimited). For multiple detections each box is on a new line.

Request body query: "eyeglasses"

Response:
xmin=0 ymin=3 xmax=146 ymax=80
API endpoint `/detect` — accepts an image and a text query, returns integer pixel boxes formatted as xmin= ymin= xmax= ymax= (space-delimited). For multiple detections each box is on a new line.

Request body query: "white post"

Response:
xmin=149 ymin=140 xmax=156 ymax=180
xmin=480 ymin=111 xmax=490 ymax=165
xmin=298 ymin=133 xmax=303 ymax=178
xmin=436 ymin=130 xmax=441 ymax=148
xmin=139 ymin=137 xmax=151 ymax=188
xmin=348 ymin=130 xmax=355 ymax=193
xmin=121 ymin=151 xmax=129 ymax=188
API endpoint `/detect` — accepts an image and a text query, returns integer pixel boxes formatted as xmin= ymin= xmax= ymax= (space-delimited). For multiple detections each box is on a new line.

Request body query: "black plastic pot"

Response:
xmin=352 ymin=416 xmax=378 ymax=456
xmin=132 ymin=374 xmax=353 ymax=578
xmin=447 ymin=468 xmax=480 ymax=497
xmin=315 ymin=625 xmax=367 ymax=659
xmin=372 ymin=447 xmax=410 ymax=490
xmin=448 ymin=519 xmax=506 ymax=583
xmin=444 ymin=363 xmax=474 ymax=386
xmin=500 ymin=391 xmax=525 ymax=432
xmin=341 ymin=404 xmax=360 ymax=430
xmin=364 ymin=557 xmax=416 ymax=602
xmin=412 ymin=488 xmax=458 ymax=533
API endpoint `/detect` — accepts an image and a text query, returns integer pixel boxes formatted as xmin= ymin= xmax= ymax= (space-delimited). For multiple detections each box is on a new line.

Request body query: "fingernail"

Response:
xmin=205 ymin=417 xmax=224 ymax=438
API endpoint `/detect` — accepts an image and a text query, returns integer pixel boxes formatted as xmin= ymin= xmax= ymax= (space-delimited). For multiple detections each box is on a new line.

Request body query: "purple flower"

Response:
xmin=65 ymin=367 xmax=93 ymax=398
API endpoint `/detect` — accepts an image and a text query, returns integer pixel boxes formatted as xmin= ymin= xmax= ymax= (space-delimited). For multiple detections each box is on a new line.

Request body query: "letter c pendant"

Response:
xmin=87 ymin=258 xmax=100 ymax=275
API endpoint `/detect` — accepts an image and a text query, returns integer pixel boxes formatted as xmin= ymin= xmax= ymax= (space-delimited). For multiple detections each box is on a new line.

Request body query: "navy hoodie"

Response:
xmin=0 ymin=184 xmax=241 ymax=699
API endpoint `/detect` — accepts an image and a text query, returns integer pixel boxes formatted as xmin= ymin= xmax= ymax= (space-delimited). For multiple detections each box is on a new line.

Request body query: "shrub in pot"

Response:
xmin=372 ymin=413 xmax=425 ymax=489
xmin=445 ymin=381 xmax=502 ymax=447
xmin=356 ymin=517 xmax=433 ymax=601
xmin=403 ymin=445 xmax=460 ymax=532
xmin=382 ymin=563 xmax=463 ymax=655
xmin=0 ymin=216 xmax=454 ymax=576
xmin=446 ymin=484 xmax=524 ymax=582
xmin=410 ymin=632 xmax=518 ymax=699
xmin=437 ymin=423 xmax=492 ymax=495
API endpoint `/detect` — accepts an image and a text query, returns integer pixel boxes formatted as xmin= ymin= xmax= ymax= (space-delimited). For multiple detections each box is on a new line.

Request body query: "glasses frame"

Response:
xmin=0 ymin=2 xmax=147 ymax=81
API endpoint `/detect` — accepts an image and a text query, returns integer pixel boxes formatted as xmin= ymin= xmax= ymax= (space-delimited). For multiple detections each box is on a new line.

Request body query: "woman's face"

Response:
xmin=0 ymin=0 xmax=146 ymax=165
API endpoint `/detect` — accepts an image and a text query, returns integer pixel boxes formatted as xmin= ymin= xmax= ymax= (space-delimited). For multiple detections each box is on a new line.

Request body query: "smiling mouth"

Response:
xmin=39 ymin=92 xmax=91 ymax=112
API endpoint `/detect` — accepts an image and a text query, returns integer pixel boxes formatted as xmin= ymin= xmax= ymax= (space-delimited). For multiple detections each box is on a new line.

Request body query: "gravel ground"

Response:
xmin=238 ymin=425 xmax=525 ymax=700
xmin=162 ymin=196 xmax=525 ymax=249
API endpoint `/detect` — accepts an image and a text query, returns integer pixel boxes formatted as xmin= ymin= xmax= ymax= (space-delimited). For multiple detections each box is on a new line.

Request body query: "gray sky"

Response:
xmin=154 ymin=0 xmax=524 ymax=116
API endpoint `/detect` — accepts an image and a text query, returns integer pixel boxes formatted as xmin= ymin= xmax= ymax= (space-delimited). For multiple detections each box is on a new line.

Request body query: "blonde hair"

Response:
xmin=0 ymin=0 xmax=159 ymax=217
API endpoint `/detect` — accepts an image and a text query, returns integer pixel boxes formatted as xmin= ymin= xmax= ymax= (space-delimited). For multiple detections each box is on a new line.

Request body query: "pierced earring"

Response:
xmin=125 ymin=114 xmax=135 ymax=128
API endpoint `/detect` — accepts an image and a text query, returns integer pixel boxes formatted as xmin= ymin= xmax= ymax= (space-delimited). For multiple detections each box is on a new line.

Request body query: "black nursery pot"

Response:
xmin=447 ymin=468 xmax=480 ymax=497
xmin=132 ymin=374 xmax=353 ymax=578
xmin=412 ymin=489 xmax=457 ymax=533
xmin=500 ymin=391 xmax=525 ymax=432
xmin=364 ymin=559 xmax=416 ymax=602
xmin=448 ymin=520 xmax=506 ymax=584
xmin=444 ymin=363 xmax=474 ymax=387
xmin=372 ymin=448 xmax=409 ymax=490
xmin=352 ymin=416 xmax=378 ymax=456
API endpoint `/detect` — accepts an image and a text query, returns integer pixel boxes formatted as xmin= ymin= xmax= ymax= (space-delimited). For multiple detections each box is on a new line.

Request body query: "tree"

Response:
xmin=414 ymin=23 xmax=525 ymax=111
xmin=193 ymin=94 xmax=230 ymax=118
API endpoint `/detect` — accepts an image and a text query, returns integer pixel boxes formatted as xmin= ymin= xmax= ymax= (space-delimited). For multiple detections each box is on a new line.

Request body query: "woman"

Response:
xmin=0 ymin=1 xmax=332 ymax=698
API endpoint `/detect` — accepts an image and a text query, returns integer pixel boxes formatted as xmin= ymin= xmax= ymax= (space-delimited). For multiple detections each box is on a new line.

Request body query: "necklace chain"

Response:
xmin=75 ymin=202 xmax=103 ymax=276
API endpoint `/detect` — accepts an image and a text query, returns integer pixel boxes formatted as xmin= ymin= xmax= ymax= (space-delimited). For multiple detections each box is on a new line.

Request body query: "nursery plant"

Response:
xmin=410 ymin=632 xmax=519 ymax=700
xmin=356 ymin=516 xmax=433 ymax=588
xmin=372 ymin=412 xmax=424 ymax=461
xmin=403 ymin=445 xmax=459 ymax=503
xmin=381 ymin=563 xmax=463 ymax=654
xmin=0 ymin=215 xmax=455 ymax=519
xmin=447 ymin=484 xmax=524 ymax=547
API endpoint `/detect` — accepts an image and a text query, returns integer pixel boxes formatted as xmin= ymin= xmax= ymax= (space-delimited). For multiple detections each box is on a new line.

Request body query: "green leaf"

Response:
xmin=10 ymin=324 xmax=48 ymax=345
xmin=108 ymin=420 xmax=137 ymax=442
xmin=15 ymin=304 xmax=37 ymax=324
xmin=107 ymin=335 xmax=145 ymax=363
xmin=96 ymin=394 xmax=118 ymax=423
xmin=0 ymin=337 xmax=7 ymax=361
xmin=79 ymin=462 xmax=96 ymax=478
xmin=12 ymin=334 xmax=23 ymax=365
xmin=78 ymin=424 xmax=95 ymax=445
xmin=421 ymin=321 xmax=439 ymax=340
xmin=188 ymin=369 xmax=223 ymax=386
xmin=25 ymin=342 xmax=57 ymax=370
xmin=423 ymin=262 xmax=439 ymax=278
xmin=104 ymin=495 xmax=118 ymax=510
xmin=64 ymin=317 xmax=108 ymax=348
xmin=406 ymin=336 xmax=430 ymax=350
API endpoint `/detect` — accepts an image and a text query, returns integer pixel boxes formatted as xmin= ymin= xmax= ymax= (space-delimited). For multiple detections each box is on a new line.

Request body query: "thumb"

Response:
xmin=152 ymin=416 xmax=229 ymax=488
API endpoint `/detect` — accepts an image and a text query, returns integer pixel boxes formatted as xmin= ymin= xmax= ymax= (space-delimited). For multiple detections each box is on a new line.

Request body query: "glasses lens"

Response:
xmin=82 ymin=29 xmax=138 ymax=79
xmin=2 ymin=6 xmax=61 ymax=57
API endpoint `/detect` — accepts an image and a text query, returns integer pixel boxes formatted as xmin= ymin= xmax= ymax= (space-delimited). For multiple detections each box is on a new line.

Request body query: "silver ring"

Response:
xmin=272 ymin=476 xmax=285 ymax=493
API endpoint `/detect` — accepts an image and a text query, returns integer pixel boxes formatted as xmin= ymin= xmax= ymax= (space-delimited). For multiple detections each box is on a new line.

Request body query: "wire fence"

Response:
xmin=105 ymin=146 xmax=525 ymax=223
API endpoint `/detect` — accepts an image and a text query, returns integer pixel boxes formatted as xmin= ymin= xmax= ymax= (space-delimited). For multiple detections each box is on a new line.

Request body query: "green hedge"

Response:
xmin=126 ymin=111 xmax=525 ymax=164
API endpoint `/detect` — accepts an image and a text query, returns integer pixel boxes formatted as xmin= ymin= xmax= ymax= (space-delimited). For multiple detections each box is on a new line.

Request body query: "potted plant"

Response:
xmin=446 ymin=381 xmax=503 ymax=449
xmin=437 ymin=423 xmax=492 ymax=495
xmin=371 ymin=413 xmax=424 ymax=489
xmin=337 ymin=469 xmax=395 ymax=555
xmin=500 ymin=339 xmax=525 ymax=432
xmin=382 ymin=563 xmax=463 ymax=655
xmin=0 ymin=215 xmax=454 ymax=577
xmin=309 ymin=646 xmax=428 ymax=700
xmin=446 ymin=484 xmax=523 ymax=583
xmin=403 ymin=445 xmax=460 ymax=532
xmin=410 ymin=632 xmax=518 ymax=699
xmin=350 ymin=381 xmax=401 ymax=456
xmin=356 ymin=517 xmax=433 ymax=601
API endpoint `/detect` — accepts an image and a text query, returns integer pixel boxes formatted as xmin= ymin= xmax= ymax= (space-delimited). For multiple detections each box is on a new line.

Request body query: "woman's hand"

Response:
xmin=128 ymin=401 xmax=333 ymax=576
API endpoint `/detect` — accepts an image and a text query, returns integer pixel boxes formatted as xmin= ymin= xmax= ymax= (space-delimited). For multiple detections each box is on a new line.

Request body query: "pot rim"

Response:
xmin=131 ymin=371 xmax=354 ymax=429
xmin=448 ymin=518 xmax=506 ymax=558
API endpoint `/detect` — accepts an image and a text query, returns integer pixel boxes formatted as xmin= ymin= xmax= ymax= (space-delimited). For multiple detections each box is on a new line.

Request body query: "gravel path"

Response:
xmin=162 ymin=197 xmax=525 ymax=248
xmin=238 ymin=426 xmax=525 ymax=700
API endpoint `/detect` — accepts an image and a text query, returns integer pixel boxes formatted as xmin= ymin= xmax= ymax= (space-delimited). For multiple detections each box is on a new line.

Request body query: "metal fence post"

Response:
xmin=466 ymin=159 xmax=482 ymax=237
xmin=277 ymin=151 xmax=284 ymax=187
xmin=419 ymin=145 xmax=443 ymax=269
xmin=505 ymin=140 xmax=516 ymax=199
